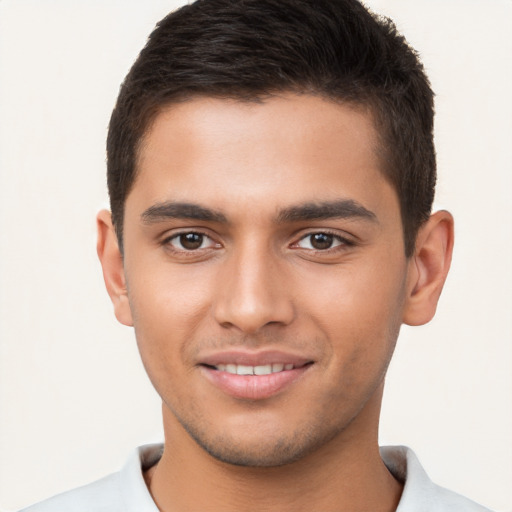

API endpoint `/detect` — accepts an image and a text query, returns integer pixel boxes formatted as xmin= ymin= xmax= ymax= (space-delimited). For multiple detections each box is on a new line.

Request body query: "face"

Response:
xmin=118 ymin=94 xmax=413 ymax=466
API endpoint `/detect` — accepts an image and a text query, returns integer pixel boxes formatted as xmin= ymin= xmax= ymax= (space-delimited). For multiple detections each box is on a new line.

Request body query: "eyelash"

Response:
xmin=161 ymin=230 xmax=355 ymax=255
xmin=162 ymin=231 xmax=220 ymax=254
xmin=293 ymin=231 xmax=355 ymax=252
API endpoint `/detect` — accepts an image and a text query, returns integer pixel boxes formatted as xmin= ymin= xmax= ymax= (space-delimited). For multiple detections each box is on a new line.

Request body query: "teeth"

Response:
xmin=237 ymin=365 xmax=253 ymax=375
xmin=254 ymin=364 xmax=272 ymax=375
xmin=215 ymin=363 xmax=295 ymax=375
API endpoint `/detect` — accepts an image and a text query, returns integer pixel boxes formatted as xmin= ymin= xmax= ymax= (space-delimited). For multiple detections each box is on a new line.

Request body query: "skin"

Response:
xmin=97 ymin=94 xmax=453 ymax=512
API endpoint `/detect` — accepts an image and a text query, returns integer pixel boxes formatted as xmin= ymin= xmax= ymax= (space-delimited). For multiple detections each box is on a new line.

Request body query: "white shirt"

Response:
xmin=20 ymin=444 xmax=493 ymax=511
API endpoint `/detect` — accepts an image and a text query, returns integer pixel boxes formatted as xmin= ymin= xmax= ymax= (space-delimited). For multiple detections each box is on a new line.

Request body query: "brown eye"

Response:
xmin=179 ymin=233 xmax=204 ymax=250
xmin=296 ymin=232 xmax=347 ymax=251
xmin=168 ymin=232 xmax=216 ymax=251
xmin=310 ymin=233 xmax=334 ymax=250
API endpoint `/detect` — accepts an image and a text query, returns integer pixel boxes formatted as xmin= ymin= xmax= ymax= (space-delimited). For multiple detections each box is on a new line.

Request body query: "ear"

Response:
xmin=96 ymin=210 xmax=133 ymax=327
xmin=402 ymin=210 xmax=454 ymax=326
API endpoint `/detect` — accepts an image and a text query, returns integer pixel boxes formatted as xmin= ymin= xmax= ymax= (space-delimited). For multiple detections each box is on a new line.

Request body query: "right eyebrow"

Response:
xmin=140 ymin=201 xmax=228 ymax=224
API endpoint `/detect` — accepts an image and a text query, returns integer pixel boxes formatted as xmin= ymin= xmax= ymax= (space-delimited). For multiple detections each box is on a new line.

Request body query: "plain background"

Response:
xmin=0 ymin=1 xmax=511 ymax=510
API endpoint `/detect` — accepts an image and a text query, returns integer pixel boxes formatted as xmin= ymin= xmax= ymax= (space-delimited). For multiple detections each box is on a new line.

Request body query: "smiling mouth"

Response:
xmin=200 ymin=360 xmax=313 ymax=400
xmin=209 ymin=363 xmax=299 ymax=375
xmin=203 ymin=361 xmax=313 ymax=376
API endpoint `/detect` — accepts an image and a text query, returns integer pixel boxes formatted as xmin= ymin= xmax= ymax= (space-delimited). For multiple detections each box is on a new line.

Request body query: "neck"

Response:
xmin=146 ymin=386 xmax=402 ymax=512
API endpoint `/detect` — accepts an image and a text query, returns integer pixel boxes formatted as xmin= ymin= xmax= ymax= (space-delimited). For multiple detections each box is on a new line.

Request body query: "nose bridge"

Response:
xmin=213 ymin=236 xmax=294 ymax=333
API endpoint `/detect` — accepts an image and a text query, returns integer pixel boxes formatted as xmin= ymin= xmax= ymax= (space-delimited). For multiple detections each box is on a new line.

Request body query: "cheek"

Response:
xmin=302 ymin=256 xmax=407 ymax=362
xmin=306 ymin=255 xmax=405 ymax=314
xmin=128 ymin=261 xmax=215 ymax=322
xmin=125 ymin=263 xmax=217 ymax=373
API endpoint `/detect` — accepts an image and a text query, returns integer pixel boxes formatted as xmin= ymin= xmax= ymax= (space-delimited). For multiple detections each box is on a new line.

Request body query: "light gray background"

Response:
xmin=1 ymin=1 xmax=511 ymax=510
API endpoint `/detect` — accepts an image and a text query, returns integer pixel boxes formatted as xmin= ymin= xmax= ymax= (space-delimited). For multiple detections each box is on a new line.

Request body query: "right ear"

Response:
xmin=96 ymin=210 xmax=133 ymax=326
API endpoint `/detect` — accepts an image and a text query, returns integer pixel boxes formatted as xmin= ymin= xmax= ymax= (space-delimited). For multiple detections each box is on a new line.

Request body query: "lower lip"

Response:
xmin=201 ymin=365 xmax=311 ymax=400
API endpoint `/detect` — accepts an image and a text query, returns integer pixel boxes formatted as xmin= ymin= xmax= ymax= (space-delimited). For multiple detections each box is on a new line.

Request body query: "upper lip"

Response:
xmin=198 ymin=350 xmax=314 ymax=368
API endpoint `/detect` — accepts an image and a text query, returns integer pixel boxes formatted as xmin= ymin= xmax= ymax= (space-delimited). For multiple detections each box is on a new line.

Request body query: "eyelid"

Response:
xmin=161 ymin=229 xmax=221 ymax=251
xmin=296 ymin=234 xmax=344 ymax=250
xmin=291 ymin=229 xmax=356 ymax=249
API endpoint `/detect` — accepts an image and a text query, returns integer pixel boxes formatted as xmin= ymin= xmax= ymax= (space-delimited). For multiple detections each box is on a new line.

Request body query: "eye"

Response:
xmin=296 ymin=232 xmax=346 ymax=250
xmin=167 ymin=232 xmax=217 ymax=251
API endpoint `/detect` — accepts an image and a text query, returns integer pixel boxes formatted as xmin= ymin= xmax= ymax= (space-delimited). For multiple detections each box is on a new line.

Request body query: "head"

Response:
xmin=107 ymin=0 xmax=436 ymax=257
xmin=98 ymin=0 xmax=453 ymax=469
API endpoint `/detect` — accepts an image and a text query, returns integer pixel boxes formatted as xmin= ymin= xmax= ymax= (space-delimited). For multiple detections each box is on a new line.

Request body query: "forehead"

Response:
xmin=129 ymin=94 xmax=397 ymax=222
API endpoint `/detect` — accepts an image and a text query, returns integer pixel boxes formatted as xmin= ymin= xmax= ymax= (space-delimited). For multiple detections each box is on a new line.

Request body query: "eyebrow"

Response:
xmin=277 ymin=200 xmax=377 ymax=223
xmin=141 ymin=202 xmax=228 ymax=224
xmin=140 ymin=199 xmax=377 ymax=225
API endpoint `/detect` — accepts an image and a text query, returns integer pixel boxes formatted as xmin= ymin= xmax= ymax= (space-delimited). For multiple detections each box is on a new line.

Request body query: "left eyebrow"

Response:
xmin=141 ymin=201 xmax=228 ymax=224
xmin=276 ymin=200 xmax=378 ymax=223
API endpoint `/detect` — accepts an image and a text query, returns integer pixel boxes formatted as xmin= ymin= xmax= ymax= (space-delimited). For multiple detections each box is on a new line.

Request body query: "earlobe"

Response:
xmin=96 ymin=210 xmax=133 ymax=327
xmin=402 ymin=210 xmax=454 ymax=326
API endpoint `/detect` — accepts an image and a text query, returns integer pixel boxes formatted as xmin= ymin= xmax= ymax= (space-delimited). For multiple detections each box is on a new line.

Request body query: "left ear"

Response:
xmin=402 ymin=210 xmax=454 ymax=326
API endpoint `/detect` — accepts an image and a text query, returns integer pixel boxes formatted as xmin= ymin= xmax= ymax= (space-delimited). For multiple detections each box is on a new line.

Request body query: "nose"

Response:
xmin=213 ymin=244 xmax=295 ymax=334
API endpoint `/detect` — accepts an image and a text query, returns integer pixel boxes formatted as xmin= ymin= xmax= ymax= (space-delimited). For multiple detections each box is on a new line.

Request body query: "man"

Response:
xmin=21 ymin=0 xmax=493 ymax=510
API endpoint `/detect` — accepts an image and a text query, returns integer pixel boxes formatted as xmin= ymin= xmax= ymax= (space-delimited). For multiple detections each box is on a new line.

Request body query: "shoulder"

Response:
xmin=19 ymin=472 xmax=122 ymax=512
xmin=381 ymin=446 xmax=494 ymax=512
xmin=19 ymin=444 xmax=162 ymax=512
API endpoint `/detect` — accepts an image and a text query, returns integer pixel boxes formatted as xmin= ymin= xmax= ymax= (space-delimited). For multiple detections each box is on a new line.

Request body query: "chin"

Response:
xmin=181 ymin=417 xmax=342 ymax=468
xmin=197 ymin=438 xmax=312 ymax=467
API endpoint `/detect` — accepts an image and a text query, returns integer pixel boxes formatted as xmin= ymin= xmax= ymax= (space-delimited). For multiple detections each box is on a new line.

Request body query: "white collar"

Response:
xmin=118 ymin=444 xmax=490 ymax=512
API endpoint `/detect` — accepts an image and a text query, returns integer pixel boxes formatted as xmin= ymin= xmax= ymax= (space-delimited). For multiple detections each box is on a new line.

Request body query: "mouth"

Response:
xmin=198 ymin=352 xmax=314 ymax=400
xmin=205 ymin=362 xmax=300 ymax=375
